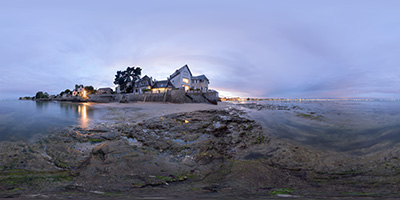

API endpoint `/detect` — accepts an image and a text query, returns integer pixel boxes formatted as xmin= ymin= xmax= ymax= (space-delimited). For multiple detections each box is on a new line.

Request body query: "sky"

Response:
xmin=1 ymin=0 xmax=400 ymax=99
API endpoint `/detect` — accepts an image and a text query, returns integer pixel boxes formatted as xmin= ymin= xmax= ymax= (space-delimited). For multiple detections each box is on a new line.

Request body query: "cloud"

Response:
xmin=1 ymin=0 xmax=400 ymax=99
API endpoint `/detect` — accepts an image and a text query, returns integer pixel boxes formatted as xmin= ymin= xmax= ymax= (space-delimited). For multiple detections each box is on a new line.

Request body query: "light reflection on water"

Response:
xmin=77 ymin=103 xmax=89 ymax=128
xmin=0 ymin=101 xmax=103 ymax=142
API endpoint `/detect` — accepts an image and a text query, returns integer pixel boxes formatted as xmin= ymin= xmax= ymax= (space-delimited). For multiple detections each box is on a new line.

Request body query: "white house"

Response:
xmin=114 ymin=64 xmax=210 ymax=94
xmin=169 ymin=65 xmax=192 ymax=91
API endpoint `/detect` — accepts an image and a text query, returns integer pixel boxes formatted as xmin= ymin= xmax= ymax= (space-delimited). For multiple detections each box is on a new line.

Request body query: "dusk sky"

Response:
xmin=1 ymin=0 xmax=400 ymax=99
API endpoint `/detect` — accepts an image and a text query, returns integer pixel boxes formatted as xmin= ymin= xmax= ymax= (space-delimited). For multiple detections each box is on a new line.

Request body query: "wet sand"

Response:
xmin=91 ymin=102 xmax=230 ymax=124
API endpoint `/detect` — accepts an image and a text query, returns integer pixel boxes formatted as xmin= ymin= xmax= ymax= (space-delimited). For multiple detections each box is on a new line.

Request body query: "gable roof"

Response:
xmin=140 ymin=75 xmax=150 ymax=80
xmin=192 ymin=75 xmax=209 ymax=82
xmin=134 ymin=75 xmax=152 ymax=87
xmin=98 ymin=87 xmax=113 ymax=91
xmin=169 ymin=64 xmax=193 ymax=79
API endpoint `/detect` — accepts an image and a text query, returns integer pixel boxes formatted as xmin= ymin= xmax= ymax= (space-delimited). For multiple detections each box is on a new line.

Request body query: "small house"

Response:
xmin=72 ymin=85 xmax=84 ymax=96
xmin=96 ymin=88 xmax=113 ymax=94
xmin=191 ymin=75 xmax=209 ymax=92
xmin=134 ymin=75 xmax=154 ymax=94
xmin=151 ymin=80 xmax=174 ymax=93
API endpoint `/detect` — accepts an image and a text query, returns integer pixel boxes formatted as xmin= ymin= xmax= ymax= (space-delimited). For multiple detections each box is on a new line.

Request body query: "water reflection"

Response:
xmin=35 ymin=101 xmax=50 ymax=111
xmin=78 ymin=103 xmax=89 ymax=128
xmin=56 ymin=102 xmax=94 ymax=128
xmin=0 ymin=101 xmax=103 ymax=142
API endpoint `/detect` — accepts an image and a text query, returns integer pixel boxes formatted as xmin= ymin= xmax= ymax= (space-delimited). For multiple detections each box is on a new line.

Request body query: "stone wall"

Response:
xmin=87 ymin=94 xmax=117 ymax=103
xmin=87 ymin=88 xmax=218 ymax=104
xmin=185 ymin=91 xmax=218 ymax=105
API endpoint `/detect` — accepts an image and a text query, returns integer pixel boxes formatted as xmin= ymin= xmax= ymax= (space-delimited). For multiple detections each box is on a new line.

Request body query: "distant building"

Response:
xmin=72 ymin=85 xmax=84 ymax=96
xmin=96 ymin=88 xmax=113 ymax=94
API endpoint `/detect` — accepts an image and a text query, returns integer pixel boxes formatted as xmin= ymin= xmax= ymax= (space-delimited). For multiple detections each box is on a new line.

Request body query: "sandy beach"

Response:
xmin=91 ymin=102 xmax=231 ymax=124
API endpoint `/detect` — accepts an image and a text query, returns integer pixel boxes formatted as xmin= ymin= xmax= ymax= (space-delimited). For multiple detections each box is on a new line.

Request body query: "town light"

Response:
xmin=82 ymin=90 xmax=87 ymax=99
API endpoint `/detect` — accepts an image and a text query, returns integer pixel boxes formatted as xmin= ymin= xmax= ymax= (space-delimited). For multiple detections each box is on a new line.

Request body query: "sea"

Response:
xmin=237 ymin=99 xmax=400 ymax=153
xmin=0 ymin=100 xmax=105 ymax=142
xmin=1 ymin=99 xmax=400 ymax=154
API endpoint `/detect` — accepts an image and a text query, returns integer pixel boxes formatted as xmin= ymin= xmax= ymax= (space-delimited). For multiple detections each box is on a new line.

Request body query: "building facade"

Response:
xmin=134 ymin=75 xmax=154 ymax=94
xmin=72 ymin=85 xmax=84 ymax=96
xmin=169 ymin=65 xmax=193 ymax=91
xmin=151 ymin=80 xmax=174 ymax=93
xmin=191 ymin=75 xmax=209 ymax=92
xmin=96 ymin=88 xmax=113 ymax=94
xmin=115 ymin=64 xmax=210 ymax=94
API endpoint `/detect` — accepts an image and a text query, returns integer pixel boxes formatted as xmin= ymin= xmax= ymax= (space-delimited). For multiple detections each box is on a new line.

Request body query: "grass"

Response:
xmin=269 ymin=188 xmax=294 ymax=195
xmin=253 ymin=135 xmax=265 ymax=144
xmin=0 ymin=170 xmax=74 ymax=188
xmin=86 ymin=138 xmax=105 ymax=143
xmin=55 ymin=158 xmax=70 ymax=168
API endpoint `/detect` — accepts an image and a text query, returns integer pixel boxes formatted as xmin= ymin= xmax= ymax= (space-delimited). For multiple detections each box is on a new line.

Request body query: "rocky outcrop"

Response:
xmin=2 ymin=108 xmax=400 ymax=198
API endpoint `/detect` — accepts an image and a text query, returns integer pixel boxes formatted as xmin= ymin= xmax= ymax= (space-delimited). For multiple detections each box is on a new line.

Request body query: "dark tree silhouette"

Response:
xmin=35 ymin=91 xmax=49 ymax=99
xmin=84 ymin=86 xmax=96 ymax=94
xmin=114 ymin=66 xmax=142 ymax=93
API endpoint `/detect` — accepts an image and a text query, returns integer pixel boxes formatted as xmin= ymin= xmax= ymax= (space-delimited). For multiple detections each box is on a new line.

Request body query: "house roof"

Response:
xmin=192 ymin=75 xmax=209 ymax=82
xmin=169 ymin=65 xmax=193 ymax=79
xmin=98 ymin=87 xmax=113 ymax=91
xmin=135 ymin=75 xmax=152 ymax=87
xmin=152 ymin=80 xmax=174 ymax=89
xmin=140 ymin=75 xmax=150 ymax=81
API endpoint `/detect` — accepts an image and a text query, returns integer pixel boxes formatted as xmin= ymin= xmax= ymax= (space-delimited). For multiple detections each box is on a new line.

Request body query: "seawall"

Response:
xmin=87 ymin=88 xmax=218 ymax=104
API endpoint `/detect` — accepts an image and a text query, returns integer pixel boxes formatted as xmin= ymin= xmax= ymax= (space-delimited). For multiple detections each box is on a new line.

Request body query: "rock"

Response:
xmin=2 ymin=107 xmax=400 ymax=198
xmin=119 ymin=95 xmax=129 ymax=103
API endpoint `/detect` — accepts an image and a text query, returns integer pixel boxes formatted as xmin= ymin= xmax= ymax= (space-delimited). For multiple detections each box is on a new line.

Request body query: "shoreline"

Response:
xmin=21 ymin=89 xmax=219 ymax=105
xmin=1 ymin=102 xmax=400 ymax=198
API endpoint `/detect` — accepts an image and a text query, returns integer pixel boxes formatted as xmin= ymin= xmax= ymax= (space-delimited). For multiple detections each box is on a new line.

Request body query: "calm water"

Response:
xmin=0 ymin=100 xmax=104 ymax=142
xmin=2 ymin=100 xmax=400 ymax=154
xmin=244 ymin=100 xmax=400 ymax=153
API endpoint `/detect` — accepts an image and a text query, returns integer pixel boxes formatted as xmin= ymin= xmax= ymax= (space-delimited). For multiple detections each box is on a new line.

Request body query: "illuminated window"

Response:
xmin=182 ymin=85 xmax=189 ymax=91
xmin=182 ymin=78 xmax=189 ymax=84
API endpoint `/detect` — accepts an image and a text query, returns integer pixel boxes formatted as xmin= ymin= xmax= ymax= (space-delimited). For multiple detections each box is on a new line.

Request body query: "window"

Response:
xmin=182 ymin=85 xmax=189 ymax=91
xmin=182 ymin=78 xmax=189 ymax=84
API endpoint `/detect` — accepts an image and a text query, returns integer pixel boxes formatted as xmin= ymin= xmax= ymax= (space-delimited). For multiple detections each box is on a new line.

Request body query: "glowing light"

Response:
xmin=82 ymin=90 xmax=87 ymax=99
xmin=182 ymin=78 xmax=189 ymax=84
xmin=182 ymin=85 xmax=189 ymax=91
xmin=152 ymin=88 xmax=166 ymax=93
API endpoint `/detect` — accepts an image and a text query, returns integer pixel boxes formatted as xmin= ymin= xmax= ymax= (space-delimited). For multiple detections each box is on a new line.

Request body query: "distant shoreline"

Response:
xmin=19 ymin=89 xmax=219 ymax=105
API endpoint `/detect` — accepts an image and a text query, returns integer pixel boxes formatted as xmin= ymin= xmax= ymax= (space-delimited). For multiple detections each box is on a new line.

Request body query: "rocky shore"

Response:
xmin=1 ymin=103 xmax=400 ymax=199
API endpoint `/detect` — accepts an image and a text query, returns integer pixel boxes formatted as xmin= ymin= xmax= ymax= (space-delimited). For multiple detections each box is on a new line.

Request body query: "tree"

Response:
xmin=35 ymin=91 xmax=49 ymax=99
xmin=84 ymin=86 xmax=96 ymax=94
xmin=114 ymin=66 xmax=142 ymax=93
xmin=60 ymin=89 xmax=71 ymax=97
xmin=75 ymin=84 xmax=83 ymax=90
